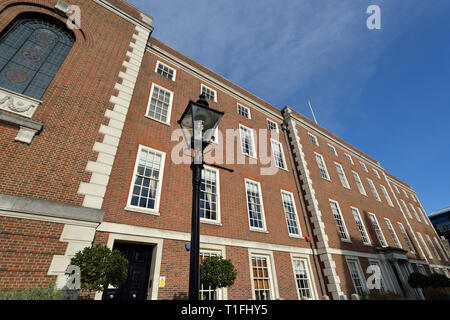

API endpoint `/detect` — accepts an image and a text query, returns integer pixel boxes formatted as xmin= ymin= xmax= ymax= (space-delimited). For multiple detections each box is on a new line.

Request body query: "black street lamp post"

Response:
xmin=178 ymin=94 xmax=225 ymax=300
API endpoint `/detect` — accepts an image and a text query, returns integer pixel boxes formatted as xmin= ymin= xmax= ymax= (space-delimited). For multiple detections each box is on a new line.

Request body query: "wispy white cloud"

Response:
xmin=129 ymin=0 xmax=431 ymax=133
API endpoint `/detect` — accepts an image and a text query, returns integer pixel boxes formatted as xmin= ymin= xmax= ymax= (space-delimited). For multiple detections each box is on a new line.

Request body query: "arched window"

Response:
xmin=0 ymin=15 xmax=74 ymax=100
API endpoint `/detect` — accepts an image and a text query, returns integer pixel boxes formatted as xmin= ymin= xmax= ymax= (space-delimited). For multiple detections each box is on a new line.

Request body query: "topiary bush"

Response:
xmin=70 ymin=244 xmax=128 ymax=296
xmin=429 ymin=273 xmax=450 ymax=288
xmin=200 ymin=256 xmax=237 ymax=297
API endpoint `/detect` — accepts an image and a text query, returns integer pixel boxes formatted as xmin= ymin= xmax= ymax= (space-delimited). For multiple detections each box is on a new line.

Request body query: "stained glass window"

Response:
xmin=0 ymin=16 xmax=74 ymax=100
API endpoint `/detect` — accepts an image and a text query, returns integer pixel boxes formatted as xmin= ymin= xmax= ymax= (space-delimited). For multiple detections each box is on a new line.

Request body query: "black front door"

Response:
xmin=102 ymin=242 xmax=153 ymax=300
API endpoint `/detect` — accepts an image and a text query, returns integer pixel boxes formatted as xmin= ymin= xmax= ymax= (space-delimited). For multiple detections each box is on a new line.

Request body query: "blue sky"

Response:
xmin=128 ymin=0 xmax=450 ymax=214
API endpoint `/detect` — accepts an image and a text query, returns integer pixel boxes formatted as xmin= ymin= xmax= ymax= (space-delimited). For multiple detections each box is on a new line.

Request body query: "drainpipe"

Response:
xmin=281 ymin=122 xmax=326 ymax=297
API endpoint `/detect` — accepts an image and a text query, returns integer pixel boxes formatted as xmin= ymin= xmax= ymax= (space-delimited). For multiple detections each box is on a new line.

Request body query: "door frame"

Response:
xmin=95 ymin=233 xmax=164 ymax=300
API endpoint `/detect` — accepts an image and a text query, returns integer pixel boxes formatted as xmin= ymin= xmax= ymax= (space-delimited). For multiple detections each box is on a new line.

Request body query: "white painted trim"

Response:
xmin=345 ymin=256 xmax=367 ymax=294
xmin=328 ymin=144 xmax=338 ymax=156
xmin=372 ymin=168 xmax=381 ymax=179
xmin=307 ymin=132 xmax=319 ymax=146
xmin=367 ymin=178 xmax=382 ymax=202
xmin=334 ymin=162 xmax=350 ymax=189
xmin=344 ymin=153 xmax=354 ymax=165
xmin=350 ymin=206 xmax=371 ymax=245
xmin=248 ymin=249 xmax=280 ymax=300
xmin=314 ymin=152 xmax=331 ymax=181
xmin=200 ymin=165 xmax=221 ymax=225
xmin=237 ymin=103 xmax=251 ymax=119
xmin=271 ymin=139 xmax=288 ymax=171
xmin=267 ymin=118 xmax=279 ymax=134
xmin=155 ymin=60 xmax=176 ymax=81
xmin=352 ymin=171 xmax=367 ymax=196
xmin=368 ymin=213 xmax=388 ymax=247
xmin=290 ymin=254 xmax=318 ymax=300
xmin=329 ymin=199 xmax=351 ymax=243
xmin=359 ymin=161 xmax=368 ymax=173
xmin=280 ymin=190 xmax=303 ymax=238
xmin=145 ymin=83 xmax=174 ymax=125
xmin=380 ymin=184 xmax=394 ymax=207
xmin=384 ymin=217 xmax=402 ymax=249
xmin=244 ymin=178 xmax=268 ymax=232
xmin=239 ymin=124 xmax=257 ymax=159
xmin=399 ymin=199 xmax=413 ymax=219
xmin=201 ymin=83 xmax=217 ymax=103
xmin=415 ymin=231 xmax=431 ymax=260
xmin=97 ymin=222 xmax=314 ymax=255
xmin=125 ymin=145 xmax=166 ymax=215
xmin=409 ymin=203 xmax=421 ymax=222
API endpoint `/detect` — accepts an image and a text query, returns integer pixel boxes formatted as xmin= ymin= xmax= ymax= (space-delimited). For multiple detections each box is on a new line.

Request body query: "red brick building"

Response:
xmin=0 ymin=0 xmax=448 ymax=300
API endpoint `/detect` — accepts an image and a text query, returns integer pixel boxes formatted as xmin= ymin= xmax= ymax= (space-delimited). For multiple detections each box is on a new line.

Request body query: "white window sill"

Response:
xmin=363 ymin=243 xmax=373 ymax=247
xmin=124 ymin=206 xmax=160 ymax=216
xmin=341 ymin=239 xmax=352 ymax=244
xmin=249 ymin=228 xmax=269 ymax=233
xmin=275 ymin=165 xmax=289 ymax=172
xmin=144 ymin=115 xmax=171 ymax=127
xmin=242 ymin=152 xmax=258 ymax=160
xmin=289 ymin=234 xmax=304 ymax=239
xmin=200 ymin=219 xmax=222 ymax=226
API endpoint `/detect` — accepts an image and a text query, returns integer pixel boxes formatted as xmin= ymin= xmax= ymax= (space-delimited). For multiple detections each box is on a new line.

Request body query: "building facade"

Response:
xmin=0 ymin=0 xmax=448 ymax=300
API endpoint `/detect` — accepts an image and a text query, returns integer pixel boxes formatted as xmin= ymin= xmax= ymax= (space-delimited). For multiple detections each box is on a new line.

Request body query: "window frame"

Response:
xmin=200 ymin=165 xmax=221 ymax=225
xmin=372 ymin=168 xmax=381 ymax=179
xmin=397 ymin=222 xmax=416 ymax=254
xmin=351 ymin=207 xmax=371 ymax=245
xmin=307 ymin=132 xmax=319 ymax=146
xmin=335 ymin=162 xmax=350 ymax=189
xmin=280 ymin=190 xmax=302 ymax=238
xmin=144 ymin=83 xmax=174 ymax=125
xmin=239 ymin=124 xmax=257 ymax=159
xmin=369 ymin=213 xmax=388 ymax=247
xmin=315 ymin=152 xmax=331 ymax=181
xmin=201 ymin=83 xmax=217 ymax=102
xmin=400 ymin=199 xmax=412 ymax=219
xmin=154 ymin=60 xmax=176 ymax=81
xmin=425 ymin=234 xmax=441 ymax=261
xmin=329 ymin=199 xmax=351 ymax=242
xmin=384 ymin=218 xmax=402 ymax=248
xmin=267 ymin=118 xmax=279 ymax=133
xmin=416 ymin=232 xmax=433 ymax=260
xmin=125 ymin=145 xmax=166 ymax=215
xmin=244 ymin=178 xmax=267 ymax=232
xmin=352 ymin=171 xmax=367 ymax=196
xmin=407 ymin=204 xmax=420 ymax=222
xmin=368 ymin=259 xmax=387 ymax=293
xmin=271 ymin=139 xmax=287 ymax=170
xmin=380 ymin=185 xmax=394 ymax=207
xmin=248 ymin=250 xmax=278 ymax=300
xmin=367 ymin=178 xmax=381 ymax=202
xmin=291 ymin=255 xmax=316 ymax=300
xmin=328 ymin=144 xmax=338 ymax=156
xmin=345 ymin=257 xmax=367 ymax=296
xmin=345 ymin=153 xmax=354 ymax=165
xmin=237 ymin=103 xmax=251 ymax=119
xmin=360 ymin=161 xmax=368 ymax=172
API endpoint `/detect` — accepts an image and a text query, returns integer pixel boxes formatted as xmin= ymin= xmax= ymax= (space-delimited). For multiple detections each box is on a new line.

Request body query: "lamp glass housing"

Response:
xmin=178 ymin=96 xmax=224 ymax=149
